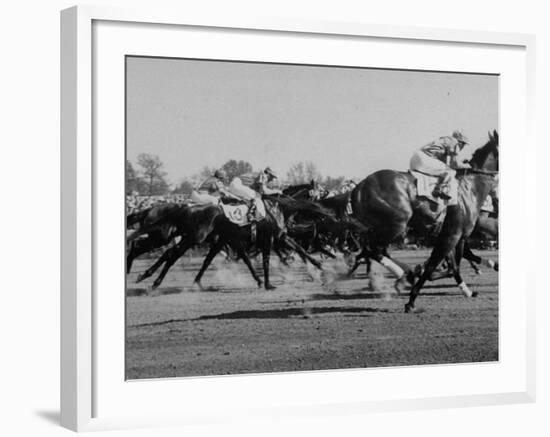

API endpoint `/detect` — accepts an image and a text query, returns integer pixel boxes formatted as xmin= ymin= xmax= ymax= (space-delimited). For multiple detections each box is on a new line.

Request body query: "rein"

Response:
xmin=457 ymin=168 xmax=498 ymax=177
xmin=287 ymin=187 xmax=309 ymax=199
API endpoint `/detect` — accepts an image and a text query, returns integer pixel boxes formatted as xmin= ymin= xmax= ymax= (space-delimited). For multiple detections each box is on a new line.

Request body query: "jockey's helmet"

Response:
xmin=264 ymin=167 xmax=277 ymax=179
xmin=452 ymin=129 xmax=469 ymax=146
xmin=214 ymin=169 xmax=227 ymax=180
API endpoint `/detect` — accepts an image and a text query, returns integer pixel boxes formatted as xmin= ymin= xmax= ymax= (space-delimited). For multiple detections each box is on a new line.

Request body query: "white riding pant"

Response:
xmin=190 ymin=190 xmax=219 ymax=205
xmin=228 ymin=178 xmax=258 ymax=200
xmin=410 ymin=151 xmax=458 ymax=203
xmin=228 ymin=178 xmax=266 ymax=218
xmin=410 ymin=150 xmax=456 ymax=181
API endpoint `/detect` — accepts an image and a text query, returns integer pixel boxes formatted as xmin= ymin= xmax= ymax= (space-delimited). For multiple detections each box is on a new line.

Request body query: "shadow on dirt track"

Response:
xmin=126 ymin=250 xmax=499 ymax=378
xmin=132 ymin=305 xmax=391 ymax=328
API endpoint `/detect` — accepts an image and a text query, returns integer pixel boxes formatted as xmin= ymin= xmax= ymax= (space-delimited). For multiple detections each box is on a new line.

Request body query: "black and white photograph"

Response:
xmin=125 ymin=56 xmax=499 ymax=380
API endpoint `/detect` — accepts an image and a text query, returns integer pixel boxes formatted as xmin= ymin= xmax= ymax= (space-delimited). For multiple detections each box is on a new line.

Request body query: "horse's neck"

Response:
xmin=458 ymin=174 xmax=496 ymax=212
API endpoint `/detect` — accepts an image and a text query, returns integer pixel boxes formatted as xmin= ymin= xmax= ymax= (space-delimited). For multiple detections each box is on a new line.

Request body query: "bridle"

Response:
xmin=458 ymin=168 xmax=499 ymax=177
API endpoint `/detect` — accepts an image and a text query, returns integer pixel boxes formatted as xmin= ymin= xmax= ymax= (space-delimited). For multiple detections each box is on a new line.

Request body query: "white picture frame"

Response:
xmin=61 ymin=5 xmax=536 ymax=432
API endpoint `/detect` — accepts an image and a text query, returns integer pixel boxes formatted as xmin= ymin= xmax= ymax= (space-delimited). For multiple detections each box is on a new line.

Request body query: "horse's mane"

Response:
xmin=282 ymin=181 xmax=314 ymax=197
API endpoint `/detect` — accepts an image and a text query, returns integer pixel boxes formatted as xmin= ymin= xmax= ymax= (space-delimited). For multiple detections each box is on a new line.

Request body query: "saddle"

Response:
xmin=409 ymin=170 xmax=457 ymax=206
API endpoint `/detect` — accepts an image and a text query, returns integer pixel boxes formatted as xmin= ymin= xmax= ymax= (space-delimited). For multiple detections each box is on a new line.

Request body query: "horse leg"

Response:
xmin=193 ymin=239 xmax=225 ymax=290
xmin=405 ymin=235 xmax=462 ymax=312
xmin=151 ymin=240 xmax=193 ymax=290
xmin=261 ymin=236 xmax=276 ymax=290
xmin=232 ymin=241 xmax=263 ymax=288
xmin=136 ymin=241 xmax=183 ymax=283
xmin=127 ymin=240 xmax=152 ymax=274
xmin=282 ymin=234 xmax=322 ymax=269
xmin=365 ymin=256 xmax=372 ymax=277
xmin=427 ymin=260 xmax=455 ymax=281
xmin=463 ymin=241 xmax=498 ymax=272
xmin=318 ymin=246 xmax=337 ymax=259
xmin=347 ymin=247 xmax=367 ymax=276
xmin=127 ymin=241 xmax=136 ymax=274
xmin=468 ymin=259 xmax=482 ymax=275
xmin=127 ymin=233 xmax=169 ymax=274
xmin=370 ymin=248 xmax=410 ymax=294
xmin=273 ymin=244 xmax=291 ymax=266
xmin=451 ymin=239 xmax=477 ymax=297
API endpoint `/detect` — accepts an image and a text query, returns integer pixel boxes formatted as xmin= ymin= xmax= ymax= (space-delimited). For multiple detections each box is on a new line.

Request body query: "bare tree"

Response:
xmin=221 ymin=159 xmax=253 ymax=181
xmin=126 ymin=160 xmax=140 ymax=195
xmin=322 ymin=175 xmax=346 ymax=192
xmin=136 ymin=153 xmax=169 ymax=195
xmin=285 ymin=161 xmax=322 ymax=185
xmin=191 ymin=165 xmax=217 ymax=187
xmin=173 ymin=178 xmax=194 ymax=196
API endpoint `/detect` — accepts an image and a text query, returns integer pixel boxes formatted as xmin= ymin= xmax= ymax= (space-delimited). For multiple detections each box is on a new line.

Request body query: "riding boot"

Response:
xmin=433 ymin=174 xmax=452 ymax=200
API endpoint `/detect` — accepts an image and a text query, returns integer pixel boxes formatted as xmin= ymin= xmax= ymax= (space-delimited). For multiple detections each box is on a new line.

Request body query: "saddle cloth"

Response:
xmin=220 ymin=200 xmax=267 ymax=226
xmin=409 ymin=170 xmax=457 ymax=206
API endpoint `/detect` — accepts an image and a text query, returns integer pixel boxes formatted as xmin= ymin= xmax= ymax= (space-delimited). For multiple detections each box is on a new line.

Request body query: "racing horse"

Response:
xmin=126 ymin=203 xmax=190 ymax=273
xmin=135 ymin=198 xmax=326 ymax=290
xmin=281 ymin=188 xmax=365 ymax=257
xmin=405 ymin=131 xmax=499 ymax=311
xmin=351 ymin=131 xmax=499 ymax=298
xmin=282 ymin=180 xmax=319 ymax=200
xmin=192 ymin=198 xmax=324 ymax=290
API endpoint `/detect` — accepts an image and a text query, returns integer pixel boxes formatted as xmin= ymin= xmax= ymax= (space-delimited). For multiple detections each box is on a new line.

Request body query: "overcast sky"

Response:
xmin=126 ymin=56 xmax=498 ymax=185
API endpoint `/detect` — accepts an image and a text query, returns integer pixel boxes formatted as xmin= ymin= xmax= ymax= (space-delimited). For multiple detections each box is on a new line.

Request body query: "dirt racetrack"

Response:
xmin=126 ymin=249 xmax=498 ymax=380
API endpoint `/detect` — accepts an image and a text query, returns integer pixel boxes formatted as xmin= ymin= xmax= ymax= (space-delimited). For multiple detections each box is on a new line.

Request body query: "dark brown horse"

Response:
xmin=282 ymin=180 xmax=319 ymax=200
xmin=404 ymin=131 xmax=499 ymax=311
xmin=134 ymin=198 xmax=325 ymax=290
xmin=132 ymin=203 xmax=223 ymax=288
xmin=126 ymin=203 xmax=190 ymax=273
xmin=192 ymin=198 xmax=325 ymax=290
xmin=352 ymin=131 xmax=499 ymax=302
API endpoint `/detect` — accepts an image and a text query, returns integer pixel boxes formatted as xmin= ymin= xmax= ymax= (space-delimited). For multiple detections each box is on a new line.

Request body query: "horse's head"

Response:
xmin=283 ymin=180 xmax=318 ymax=200
xmin=469 ymin=129 xmax=499 ymax=173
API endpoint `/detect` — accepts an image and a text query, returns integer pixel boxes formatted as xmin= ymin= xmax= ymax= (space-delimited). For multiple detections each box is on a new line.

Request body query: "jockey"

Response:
xmin=409 ymin=129 xmax=471 ymax=200
xmin=190 ymin=169 xmax=234 ymax=205
xmin=229 ymin=167 xmax=281 ymax=220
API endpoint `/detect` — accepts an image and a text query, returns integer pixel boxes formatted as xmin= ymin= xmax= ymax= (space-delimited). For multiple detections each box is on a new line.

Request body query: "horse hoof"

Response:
xmin=472 ymin=291 xmax=479 ymax=298
xmin=193 ymin=281 xmax=205 ymax=292
xmin=265 ymin=284 xmax=277 ymax=291
xmin=257 ymin=281 xmax=263 ymax=289
xmin=136 ymin=274 xmax=145 ymax=283
xmin=404 ymin=303 xmax=413 ymax=313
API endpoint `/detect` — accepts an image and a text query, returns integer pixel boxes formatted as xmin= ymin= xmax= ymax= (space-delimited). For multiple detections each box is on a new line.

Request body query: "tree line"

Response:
xmin=126 ymin=153 xmax=353 ymax=196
